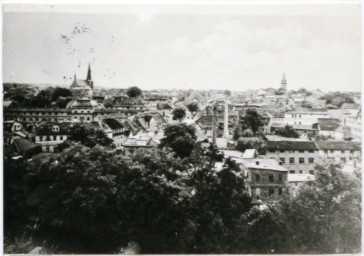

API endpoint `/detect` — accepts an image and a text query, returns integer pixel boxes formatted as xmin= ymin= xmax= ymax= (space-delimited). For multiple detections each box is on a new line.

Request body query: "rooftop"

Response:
xmin=267 ymin=141 xmax=318 ymax=151
xmin=315 ymin=141 xmax=361 ymax=151
xmin=317 ymin=118 xmax=341 ymax=131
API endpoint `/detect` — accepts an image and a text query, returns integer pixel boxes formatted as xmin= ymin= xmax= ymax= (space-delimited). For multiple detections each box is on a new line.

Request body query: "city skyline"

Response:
xmin=3 ymin=4 xmax=361 ymax=92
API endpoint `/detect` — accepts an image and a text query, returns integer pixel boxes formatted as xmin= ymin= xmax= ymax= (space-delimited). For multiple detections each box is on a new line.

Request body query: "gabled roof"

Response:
xmin=13 ymin=138 xmax=40 ymax=153
xmin=238 ymin=158 xmax=287 ymax=172
xmin=243 ymin=149 xmax=257 ymax=159
xmin=267 ymin=141 xmax=318 ymax=151
xmin=318 ymin=118 xmax=341 ymax=131
xmin=315 ymin=141 xmax=361 ymax=151
xmin=103 ymin=118 xmax=124 ymax=130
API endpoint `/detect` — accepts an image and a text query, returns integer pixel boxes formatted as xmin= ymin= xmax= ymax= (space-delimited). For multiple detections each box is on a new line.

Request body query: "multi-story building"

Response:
xmin=243 ymin=158 xmax=288 ymax=201
xmin=284 ymin=109 xmax=329 ymax=126
xmin=315 ymin=141 xmax=361 ymax=164
xmin=265 ymin=141 xmax=319 ymax=175
xmin=220 ymin=149 xmax=288 ymax=201
xmin=34 ymin=122 xmax=72 ymax=152
xmin=345 ymin=110 xmax=361 ymax=142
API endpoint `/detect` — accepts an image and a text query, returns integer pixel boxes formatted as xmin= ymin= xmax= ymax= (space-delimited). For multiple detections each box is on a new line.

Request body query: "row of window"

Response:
xmin=289 ymin=170 xmax=315 ymax=175
xmin=280 ymin=157 xmax=315 ymax=164
xmin=37 ymin=135 xmax=66 ymax=142
xmin=7 ymin=112 xmax=69 ymax=116
xmin=270 ymin=149 xmax=315 ymax=153
xmin=254 ymin=187 xmax=284 ymax=199
xmin=255 ymin=173 xmax=283 ymax=183
xmin=323 ymin=149 xmax=358 ymax=154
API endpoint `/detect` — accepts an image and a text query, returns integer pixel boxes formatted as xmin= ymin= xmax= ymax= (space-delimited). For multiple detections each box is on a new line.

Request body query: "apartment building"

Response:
xmin=265 ymin=141 xmax=319 ymax=175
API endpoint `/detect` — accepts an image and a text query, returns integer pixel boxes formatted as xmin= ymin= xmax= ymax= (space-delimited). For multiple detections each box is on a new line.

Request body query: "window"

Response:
xmin=299 ymin=150 xmax=304 ymax=153
xmin=279 ymin=158 xmax=285 ymax=164
xmin=340 ymin=158 xmax=346 ymax=163
xmin=289 ymin=158 xmax=295 ymax=164
xmin=330 ymin=150 xmax=334 ymax=153
xmin=269 ymin=174 xmax=274 ymax=182
xmin=299 ymin=170 xmax=303 ymax=174
xmin=255 ymin=174 xmax=260 ymax=182
xmin=309 ymin=158 xmax=314 ymax=164
xmin=279 ymin=188 xmax=283 ymax=195
xmin=255 ymin=188 xmax=261 ymax=199
xmin=295 ymin=182 xmax=298 ymax=186
xmin=308 ymin=150 xmax=314 ymax=153
xmin=279 ymin=174 xmax=282 ymax=181
xmin=290 ymin=170 xmax=295 ymax=174
xmin=280 ymin=149 xmax=285 ymax=153
xmin=324 ymin=150 xmax=328 ymax=154
xmin=309 ymin=170 xmax=314 ymax=175
xmin=269 ymin=188 xmax=275 ymax=196
xmin=299 ymin=158 xmax=304 ymax=164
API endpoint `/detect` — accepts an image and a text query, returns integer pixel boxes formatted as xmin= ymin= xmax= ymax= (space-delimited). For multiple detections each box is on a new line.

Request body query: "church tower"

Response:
xmin=281 ymin=73 xmax=287 ymax=91
xmin=86 ymin=63 xmax=94 ymax=89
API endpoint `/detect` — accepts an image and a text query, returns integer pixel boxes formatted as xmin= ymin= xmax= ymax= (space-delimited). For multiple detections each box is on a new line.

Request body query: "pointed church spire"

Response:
xmin=86 ymin=63 xmax=92 ymax=81
xmin=74 ymin=73 xmax=76 ymax=81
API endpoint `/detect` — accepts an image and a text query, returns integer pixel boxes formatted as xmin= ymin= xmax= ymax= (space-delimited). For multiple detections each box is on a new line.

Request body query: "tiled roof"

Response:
xmin=237 ymin=158 xmax=287 ymax=172
xmin=315 ymin=141 xmax=361 ymax=151
xmin=72 ymin=79 xmax=91 ymax=87
xmin=341 ymin=103 xmax=360 ymax=109
xmin=267 ymin=141 xmax=318 ymax=151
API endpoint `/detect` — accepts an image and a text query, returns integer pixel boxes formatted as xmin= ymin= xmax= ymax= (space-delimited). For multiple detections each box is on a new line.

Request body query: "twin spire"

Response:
xmin=74 ymin=63 xmax=92 ymax=81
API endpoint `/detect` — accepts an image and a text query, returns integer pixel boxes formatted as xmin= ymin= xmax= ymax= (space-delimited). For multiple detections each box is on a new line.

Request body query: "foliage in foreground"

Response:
xmin=3 ymin=124 xmax=361 ymax=254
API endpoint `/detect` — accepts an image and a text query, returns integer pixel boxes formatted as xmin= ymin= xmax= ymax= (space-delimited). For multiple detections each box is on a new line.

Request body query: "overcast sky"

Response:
xmin=2 ymin=4 xmax=361 ymax=91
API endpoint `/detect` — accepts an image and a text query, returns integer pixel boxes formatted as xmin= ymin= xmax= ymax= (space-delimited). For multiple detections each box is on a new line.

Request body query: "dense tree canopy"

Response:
xmin=320 ymin=92 xmax=355 ymax=107
xmin=241 ymin=109 xmax=265 ymax=135
xmin=58 ymin=123 xmax=114 ymax=150
xmin=6 ymin=137 xmax=252 ymax=253
xmin=172 ymin=108 xmax=186 ymax=122
xmin=186 ymin=103 xmax=199 ymax=114
xmin=274 ymin=125 xmax=300 ymax=138
xmin=239 ymin=164 xmax=361 ymax=254
xmin=50 ymin=88 xmax=72 ymax=102
xmin=126 ymin=86 xmax=142 ymax=98
xmin=236 ymin=137 xmax=267 ymax=154
xmin=160 ymin=124 xmax=197 ymax=158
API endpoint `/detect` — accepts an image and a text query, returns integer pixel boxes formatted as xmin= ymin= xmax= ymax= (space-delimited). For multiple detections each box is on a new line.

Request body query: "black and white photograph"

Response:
xmin=2 ymin=2 xmax=362 ymax=254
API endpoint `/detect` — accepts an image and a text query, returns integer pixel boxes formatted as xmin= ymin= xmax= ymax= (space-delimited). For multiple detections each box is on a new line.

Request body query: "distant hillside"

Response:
xmin=3 ymin=82 xmax=68 ymax=90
